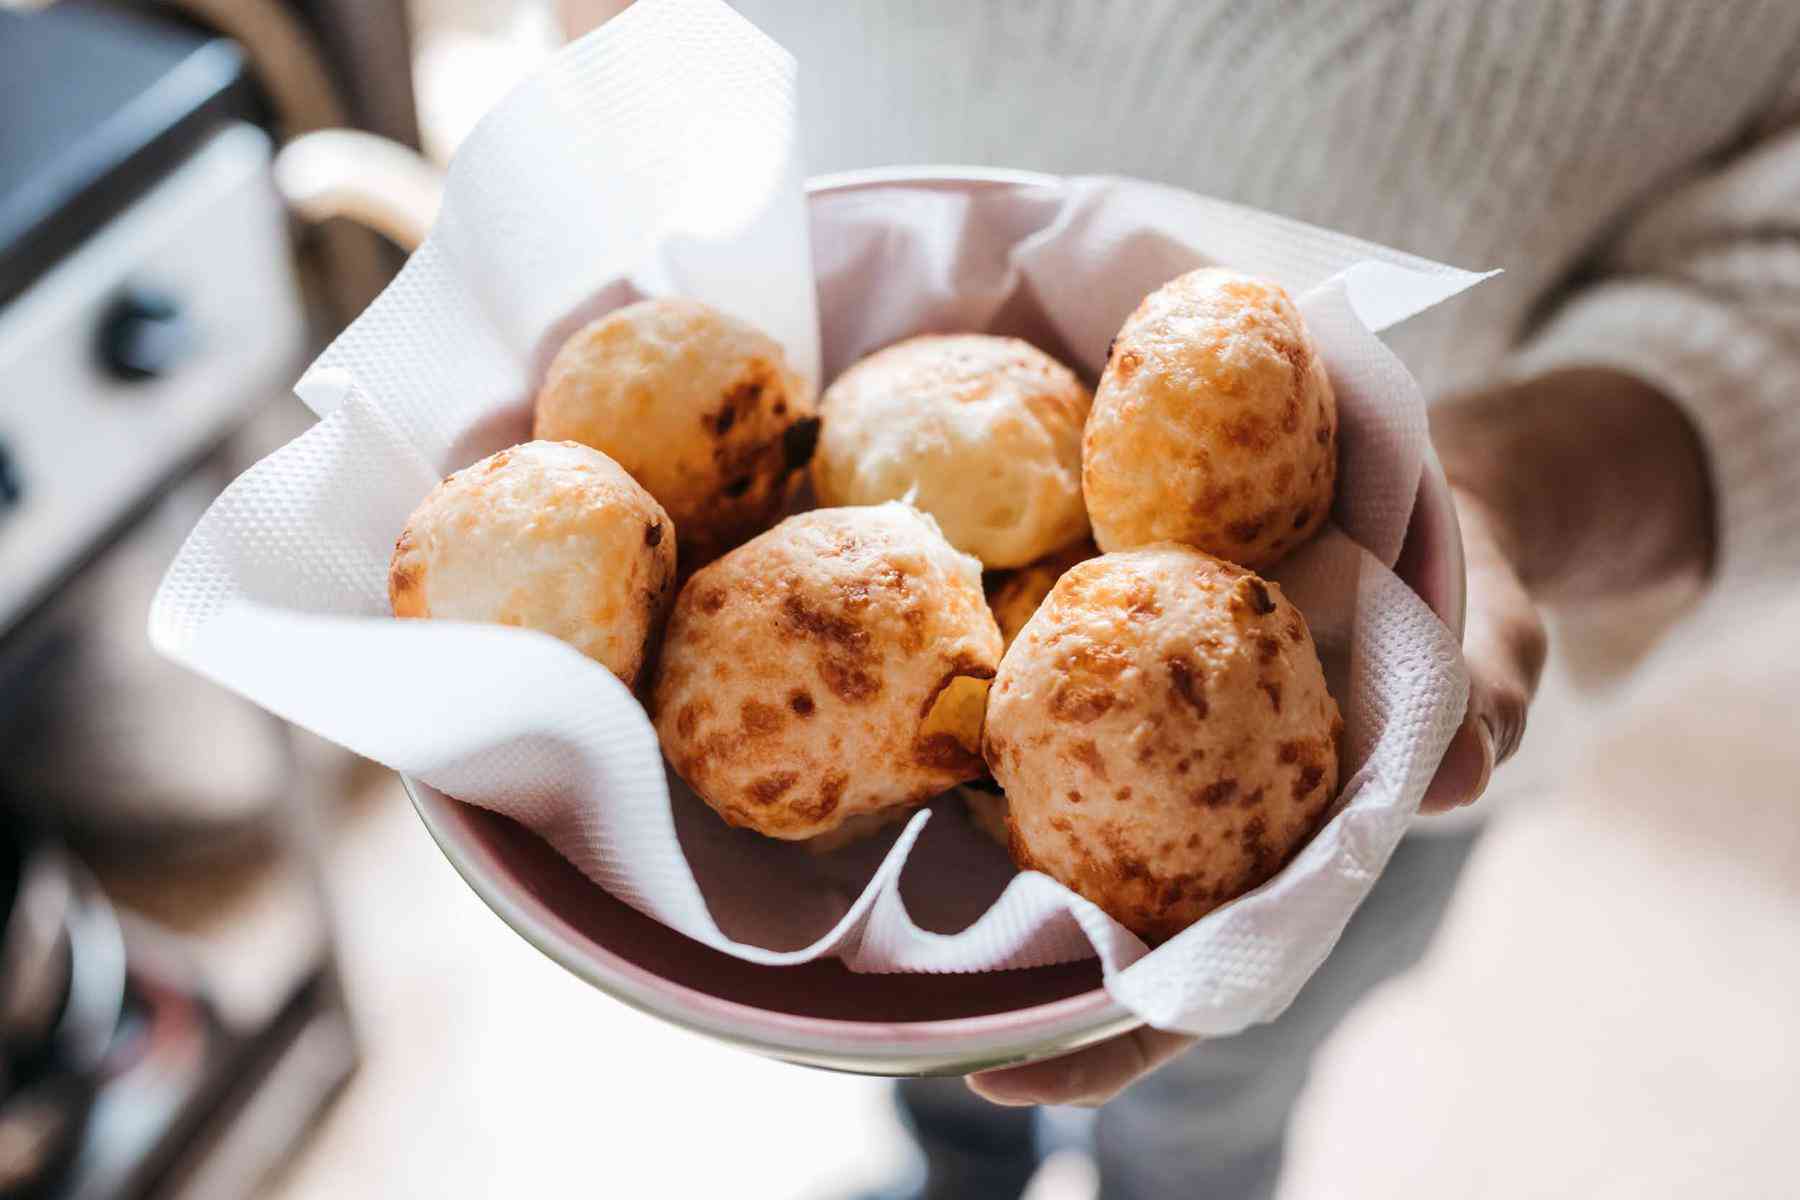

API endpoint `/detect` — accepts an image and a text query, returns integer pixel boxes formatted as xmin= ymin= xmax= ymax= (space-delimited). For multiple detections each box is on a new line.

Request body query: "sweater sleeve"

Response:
xmin=1508 ymin=123 xmax=1800 ymax=585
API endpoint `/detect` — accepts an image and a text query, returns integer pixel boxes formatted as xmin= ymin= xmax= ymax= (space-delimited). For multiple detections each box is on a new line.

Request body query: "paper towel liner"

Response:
xmin=150 ymin=0 xmax=1485 ymax=1037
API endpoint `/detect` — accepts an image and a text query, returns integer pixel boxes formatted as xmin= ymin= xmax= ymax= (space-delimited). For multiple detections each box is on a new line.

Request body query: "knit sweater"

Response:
xmin=732 ymin=0 xmax=1800 ymax=584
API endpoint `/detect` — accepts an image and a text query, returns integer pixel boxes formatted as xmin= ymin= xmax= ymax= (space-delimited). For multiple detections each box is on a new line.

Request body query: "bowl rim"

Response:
xmin=402 ymin=167 xmax=1466 ymax=1075
xmin=404 ymin=774 xmax=1145 ymax=1075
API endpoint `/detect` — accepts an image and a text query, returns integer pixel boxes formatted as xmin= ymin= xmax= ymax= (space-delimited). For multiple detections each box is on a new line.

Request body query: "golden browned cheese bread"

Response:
xmin=812 ymin=335 xmax=1092 ymax=568
xmin=986 ymin=538 xmax=1099 ymax=649
xmin=534 ymin=298 xmax=816 ymax=565
xmin=652 ymin=503 xmax=1003 ymax=840
xmin=1083 ymin=269 xmax=1336 ymax=570
xmin=388 ymin=440 xmax=676 ymax=688
xmin=984 ymin=544 xmax=1341 ymax=941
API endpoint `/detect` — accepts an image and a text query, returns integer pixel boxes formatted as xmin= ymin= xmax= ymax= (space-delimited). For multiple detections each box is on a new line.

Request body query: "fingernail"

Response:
xmin=1472 ymin=716 xmax=1496 ymax=800
xmin=966 ymin=1078 xmax=1035 ymax=1107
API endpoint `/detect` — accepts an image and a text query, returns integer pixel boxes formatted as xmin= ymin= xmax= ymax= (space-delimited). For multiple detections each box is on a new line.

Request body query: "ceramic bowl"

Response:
xmin=404 ymin=170 xmax=1467 ymax=1077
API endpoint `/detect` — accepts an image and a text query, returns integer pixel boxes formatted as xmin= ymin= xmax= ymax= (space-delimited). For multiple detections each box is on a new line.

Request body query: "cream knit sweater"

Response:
xmin=733 ymin=0 xmax=1800 ymax=583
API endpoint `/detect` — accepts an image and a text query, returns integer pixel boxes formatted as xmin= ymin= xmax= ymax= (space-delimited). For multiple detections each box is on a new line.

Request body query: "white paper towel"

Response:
xmin=150 ymin=0 xmax=1487 ymax=1037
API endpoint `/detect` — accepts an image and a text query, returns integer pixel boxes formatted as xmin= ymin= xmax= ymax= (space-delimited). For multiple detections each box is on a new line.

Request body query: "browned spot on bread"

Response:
xmin=782 ymin=415 xmax=822 ymax=472
xmin=1067 ymin=790 xmax=1084 ymax=804
xmin=675 ymin=703 xmax=703 ymax=740
xmin=913 ymin=731 xmax=981 ymax=772
xmin=1227 ymin=517 xmax=1265 ymax=543
xmin=1259 ymin=680 xmax=1283 ymax=712
xmin=1225 ymin=413 xmax=1271 ymax=450
xmin=483 ymin=449 xmax=513 ymax=472
xmin=1240 ymin=785 xmax=1266 ymax=810
xmin=1236 ymin=576 xmax=1276 ymax=616
xmin=1195 ymin=482 xmax=1233 ymax=516
xmin=1057 ymin=639 xmax=1134 ymax=680
xmin=1114 ymin=349 xmax=1142 ymax=380
xmin=1070 ymin=739 xmax=1107 ymax=778
xmin=388 ymin=560 xmax=421 ymax=602
xmin=748 ymin=771 xmax=798 ymax=805
xmin=1316 ymin=423 xmax=1332 ymax=445
xmin=790 ymin=797 xmax=836 ymax=825
xmin=1116 ymin=787 xmax=1133 ymax=802
xmin=709 ymin=360 xmax=775 ymax=438
xmin=788 ymin=689 xmax=815 ymax=716
xmin=1175 ymin=756 xmax=1193 ymax=775
xmin=1239 ymin=813 xmax=1273 ymax=875
xmin=797 ymin=772 xmax=846 ymax=823
xmin=1295 ymin=763 xmax=1326 ymax=800
xmin=1167 ymin=657 xmax=1209 ymax=718
xmin=699 ymin=588 xmax=727 ymax=614
xmin=741 ymin=700 xmax=782 ymax=737
xmin=1286 ymin=619 xmax=1306 ymax=643
xmin=644 ymin=520 xmax=664 ymax=547
xmin=781 ymin=594 xmax=868 ymax=649
xmin=899 ymin=606 xmax=926 ymax=654
xmin=1292 ymin=507 xmax=1312 ymax=530
xmin=820 ymin=657 xmax=880 ymax=703
xmin=1278 ymin=739 xmax=1303 ymax=764
xmin=820 ymin=527 xmax=862 ymax=558
xmin=1125 ymin=581 xmax=1161 ymax=619
xmin=1257 ymin=635 xmax=1282 ymax=663
xmin=1050 ymin=683 xmax=1114 ymax=724
xmin=1195 ymin=779 xmax=1238 ymax=808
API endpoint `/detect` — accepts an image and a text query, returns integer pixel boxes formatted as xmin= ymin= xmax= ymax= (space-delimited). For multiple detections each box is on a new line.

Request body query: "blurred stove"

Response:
xmin=0 ymin=4 xmax=356 ymax=1197
xmin=0 ymin=2 xmax=307 ymax=634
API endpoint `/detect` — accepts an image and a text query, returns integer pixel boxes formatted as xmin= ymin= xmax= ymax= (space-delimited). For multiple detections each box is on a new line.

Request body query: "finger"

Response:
xmin=967 ymin=1028 xmax=1196 ymax=1109
xmin=1421 ymin=493 xmax=1547 ymax=811
xmin=1420 ymin=711 xmax=1495 ymax=813
xmin=1461 ymin=552 xmax=1547 ymax=766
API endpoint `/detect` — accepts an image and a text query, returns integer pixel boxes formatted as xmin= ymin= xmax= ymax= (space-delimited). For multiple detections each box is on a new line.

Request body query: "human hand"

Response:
xmin=969 ymin=369 xmax=1716 ymax=1107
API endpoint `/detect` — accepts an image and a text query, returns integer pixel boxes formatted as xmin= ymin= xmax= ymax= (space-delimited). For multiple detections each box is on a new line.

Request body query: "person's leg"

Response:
xmin=866 ymin=1076 xmax=1040 ymax=1200
xmin=1094 ymin=828 xmax=1481 ymax=1200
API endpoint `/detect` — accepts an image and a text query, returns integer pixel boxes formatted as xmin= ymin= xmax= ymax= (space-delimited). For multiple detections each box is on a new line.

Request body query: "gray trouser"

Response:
xmin=896 ymin=828 xmax=1480 ymax=1200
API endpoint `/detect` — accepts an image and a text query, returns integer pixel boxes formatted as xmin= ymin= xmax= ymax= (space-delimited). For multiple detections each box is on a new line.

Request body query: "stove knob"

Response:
xmin=0 ymin=440 xmax=19 ymax=511
xmin=97 ymin=287 xmax=191 ymax=381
